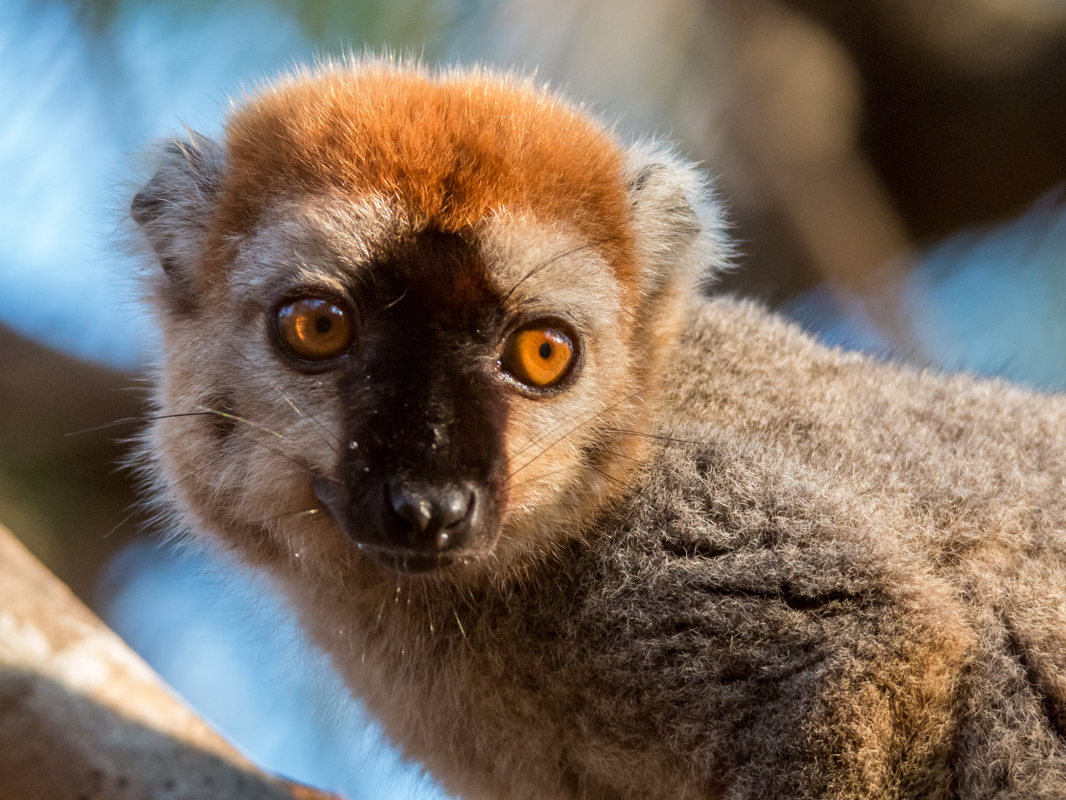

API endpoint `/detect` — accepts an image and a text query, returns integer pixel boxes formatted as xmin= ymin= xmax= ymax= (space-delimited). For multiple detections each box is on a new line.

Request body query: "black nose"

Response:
xmin=386 ymin=478 xmax=475 ymax=554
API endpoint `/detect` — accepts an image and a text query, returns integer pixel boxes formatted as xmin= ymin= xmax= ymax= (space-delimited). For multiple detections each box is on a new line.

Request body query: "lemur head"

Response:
xmin=133 ymin=61 xmax=722 ymax=584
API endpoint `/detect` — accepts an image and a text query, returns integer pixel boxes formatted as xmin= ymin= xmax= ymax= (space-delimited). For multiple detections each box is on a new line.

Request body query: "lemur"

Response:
xmin=131 ymin=61 xmax=1066 ymax=799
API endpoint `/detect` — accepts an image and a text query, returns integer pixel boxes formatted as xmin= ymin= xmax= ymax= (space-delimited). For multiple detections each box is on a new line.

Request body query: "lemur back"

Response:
xmin=132 ymin=61 xmax=1066 ymax=799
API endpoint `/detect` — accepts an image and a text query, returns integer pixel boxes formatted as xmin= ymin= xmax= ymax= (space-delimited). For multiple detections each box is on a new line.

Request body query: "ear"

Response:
xmin=624 ymin=142 xmax=728 ymax=306
xmin=131 ymin=131 xmax=224 ymax=306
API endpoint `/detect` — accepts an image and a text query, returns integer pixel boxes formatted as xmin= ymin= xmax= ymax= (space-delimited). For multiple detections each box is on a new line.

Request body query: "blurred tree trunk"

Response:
xmin=0 ymin=322 xmax=148 ymax=604
xmin=0 ymin=522 xmax=339 ymax=800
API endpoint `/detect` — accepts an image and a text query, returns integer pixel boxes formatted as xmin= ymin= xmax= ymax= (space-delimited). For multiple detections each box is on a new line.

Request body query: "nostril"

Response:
xmin=388 ymin=482 xmax=435 ymax=533
xmin=436 ymin=489 xmax=473 ymax=530
xmin=385 ymin=479 xmax=475 ymax=551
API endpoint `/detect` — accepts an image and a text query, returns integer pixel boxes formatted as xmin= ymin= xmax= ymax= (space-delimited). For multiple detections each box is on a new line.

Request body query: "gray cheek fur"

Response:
xmin=282 ymin=296 xmax=1066 ymax=800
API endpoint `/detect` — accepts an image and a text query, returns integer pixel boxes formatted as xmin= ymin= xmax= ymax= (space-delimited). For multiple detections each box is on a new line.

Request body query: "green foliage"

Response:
xmin=52 ymin=0 xmax=477 ymax=57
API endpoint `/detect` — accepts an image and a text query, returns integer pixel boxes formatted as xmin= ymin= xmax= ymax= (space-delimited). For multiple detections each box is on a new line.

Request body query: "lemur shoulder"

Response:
xmin=131 ymin=61 xmax=1066 ymax=799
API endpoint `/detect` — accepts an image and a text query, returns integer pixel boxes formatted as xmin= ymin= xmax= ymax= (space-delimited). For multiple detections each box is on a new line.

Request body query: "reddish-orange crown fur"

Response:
xmin=206 ymin=64 xmax=636 ymax=293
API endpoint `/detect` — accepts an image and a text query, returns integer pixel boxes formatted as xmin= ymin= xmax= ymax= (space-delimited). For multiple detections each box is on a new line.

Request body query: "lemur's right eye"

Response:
xmin=275 ymin=297 xmax=354 ymax=363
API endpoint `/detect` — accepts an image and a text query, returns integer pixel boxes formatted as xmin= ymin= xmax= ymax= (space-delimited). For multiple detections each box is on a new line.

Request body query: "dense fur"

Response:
xmin=133 ymin=61 xmax=1066 ymax=799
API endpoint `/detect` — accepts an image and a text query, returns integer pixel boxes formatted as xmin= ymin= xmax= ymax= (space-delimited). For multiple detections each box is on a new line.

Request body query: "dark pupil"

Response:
xmin=539 ymin=342 xmax=553 ymax=360
xmin=315 ymin=314 xmax=333 ymax=335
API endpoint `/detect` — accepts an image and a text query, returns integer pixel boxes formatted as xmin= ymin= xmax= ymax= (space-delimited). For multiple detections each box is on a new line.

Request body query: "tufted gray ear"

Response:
xmin=624 ymin=143 xmax=727 ymax=304
xmin=131 ymin=132 xmax=224 ymax=303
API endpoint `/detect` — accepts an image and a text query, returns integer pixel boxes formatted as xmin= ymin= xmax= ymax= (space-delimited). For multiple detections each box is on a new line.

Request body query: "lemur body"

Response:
xmin=132 ymin=62 xmax=1066 ymax=799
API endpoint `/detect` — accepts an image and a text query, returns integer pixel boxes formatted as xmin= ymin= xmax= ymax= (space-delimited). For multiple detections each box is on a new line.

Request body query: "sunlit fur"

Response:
xmin=134 ymin=60 xmax=1066 ymax=799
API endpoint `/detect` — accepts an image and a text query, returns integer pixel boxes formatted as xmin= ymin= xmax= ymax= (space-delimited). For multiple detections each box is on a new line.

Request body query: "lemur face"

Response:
xmin=133 ymin=63 xmax=712 ymax=582
xmin=213 ymin=198 xmax=631 ymax=576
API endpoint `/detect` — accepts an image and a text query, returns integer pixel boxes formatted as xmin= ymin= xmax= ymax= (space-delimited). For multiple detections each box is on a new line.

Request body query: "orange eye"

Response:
xmin=503 ymin=325 xmax=576 ymax=389
xmin=276 ymin=297 xmax=353 ymax=362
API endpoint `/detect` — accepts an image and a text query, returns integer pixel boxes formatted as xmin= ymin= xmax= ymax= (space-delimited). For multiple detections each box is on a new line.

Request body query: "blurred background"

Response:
xmin=2 ymin=0 xmax=1065 ymax=796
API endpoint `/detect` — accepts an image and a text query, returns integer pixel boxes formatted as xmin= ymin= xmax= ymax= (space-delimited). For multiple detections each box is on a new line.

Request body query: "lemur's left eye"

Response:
xmin=275 ymin=297 xmax=354 ymax=363
xmin=502 ymin=323 xmax=576 ymax=389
